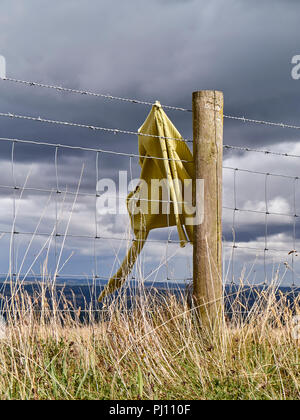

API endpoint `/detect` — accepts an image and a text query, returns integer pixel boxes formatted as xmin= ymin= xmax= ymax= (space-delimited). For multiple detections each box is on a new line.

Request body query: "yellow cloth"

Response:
xmin=98 ymin=102 xmax=194 ymax=302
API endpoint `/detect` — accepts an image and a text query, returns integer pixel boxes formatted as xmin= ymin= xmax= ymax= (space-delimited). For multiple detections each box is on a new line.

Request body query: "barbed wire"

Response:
xmin=3 ymin=76 xmax=300 ymax=130
xmin=223 ymin=114 xmax=300 ymax=130
xmin=0 ymin=112 xmax=193 ymax=143
xmin=1 ymin=77 xmax=191 ymax=112
xmin=2 ymin=113 xmax=300 ymax=159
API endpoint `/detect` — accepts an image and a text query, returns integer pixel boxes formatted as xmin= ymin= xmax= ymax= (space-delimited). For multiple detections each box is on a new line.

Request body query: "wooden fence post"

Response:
xmin=192 ymin=90 xmax=224 ymax=328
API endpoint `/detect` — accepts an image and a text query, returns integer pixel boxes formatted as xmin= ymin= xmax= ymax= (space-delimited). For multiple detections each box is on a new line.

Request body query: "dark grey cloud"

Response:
xmin=1 ymin=0 xmax=300 ymax=148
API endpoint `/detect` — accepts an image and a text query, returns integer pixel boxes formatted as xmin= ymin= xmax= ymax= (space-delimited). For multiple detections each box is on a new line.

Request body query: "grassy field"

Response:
xmin=0 ymin=281 xmax=300 ymax=400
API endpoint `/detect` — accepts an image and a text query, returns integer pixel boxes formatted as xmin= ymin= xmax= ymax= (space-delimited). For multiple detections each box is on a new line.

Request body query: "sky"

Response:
xmin=0 ymin=0 xmax=300 ymax=286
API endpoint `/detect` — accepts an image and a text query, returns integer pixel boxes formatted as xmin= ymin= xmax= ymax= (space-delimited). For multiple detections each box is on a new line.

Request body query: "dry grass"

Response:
xmin=0 ymin=279 xmax=300 ymax=400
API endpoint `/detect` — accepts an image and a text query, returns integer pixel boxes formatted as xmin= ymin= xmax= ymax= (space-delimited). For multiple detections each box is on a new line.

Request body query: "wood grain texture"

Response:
xmin=192 ymin=90 xmax=223 ymax=328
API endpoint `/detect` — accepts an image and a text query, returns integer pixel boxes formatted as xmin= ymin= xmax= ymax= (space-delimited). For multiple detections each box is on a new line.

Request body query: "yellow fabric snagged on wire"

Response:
xmin=98 ymin=101 xmax=194 ymax=302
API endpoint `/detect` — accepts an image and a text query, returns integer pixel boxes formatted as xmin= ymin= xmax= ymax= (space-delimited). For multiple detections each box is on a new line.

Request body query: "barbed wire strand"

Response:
xmin=223 ymin=114 xmax=300 ymax=130
xmin=1 ymin=77 xmax=191 ymax=112
xmin=224 ymin=144 xmax=300 ymax=158
xmin=3 ymin=76 xmax=300 ymax=131
xmin=0 ymin=111 xmax=192 ymax=143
